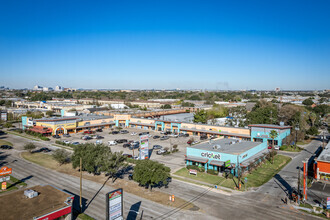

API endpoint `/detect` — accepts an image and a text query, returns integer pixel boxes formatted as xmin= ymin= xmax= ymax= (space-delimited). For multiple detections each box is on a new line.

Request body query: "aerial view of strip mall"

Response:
xmin=0 ymin=1 xmax=329 ymax=220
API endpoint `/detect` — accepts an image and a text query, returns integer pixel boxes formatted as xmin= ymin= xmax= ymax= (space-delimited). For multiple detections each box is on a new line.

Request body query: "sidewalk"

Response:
xmin=171 ymin=173 xmax=239 ymax=194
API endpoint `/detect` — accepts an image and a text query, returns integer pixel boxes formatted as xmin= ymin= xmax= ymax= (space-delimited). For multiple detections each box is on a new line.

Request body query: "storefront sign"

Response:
xmin=225 ymin=160 xmax=231 ymax=167
xmin=189 ymin=169 xmax=197 ymax=175
xmin=0 ymin=166 xmax=12 ymax=176
xmin=0 ymin=176 xmax=10 ymax=183
xmin=2 ymin=182 xmax=7 ymax=190
xmin=201 ymin=152 xmax=221 ymax=160
xmin=106 ymin=188 xmax=123 ymax=220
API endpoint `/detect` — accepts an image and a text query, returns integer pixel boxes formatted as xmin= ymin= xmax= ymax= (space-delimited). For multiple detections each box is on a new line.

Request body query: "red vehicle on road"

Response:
xmin=84 ymin=130 xmax=94 ymax=134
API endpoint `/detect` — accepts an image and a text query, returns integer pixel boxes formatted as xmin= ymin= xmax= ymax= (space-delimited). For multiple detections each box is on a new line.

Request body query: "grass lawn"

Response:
xmin=21 ymin=152 xmax=198 ymax=211
xmin=174 ymin=155 xmax=292 ymax=190
xmin=0 ymin=140 xmax=13 ymax=146
xmin=0 ymin=175 xmax=27 ymax=194
xmin=280 ymin=145 xmax=303 ymax=152
xmin=7 ymin=131 xmax=39 ymax=141
xmin=77 ymin=213 xmax=95 ymax=220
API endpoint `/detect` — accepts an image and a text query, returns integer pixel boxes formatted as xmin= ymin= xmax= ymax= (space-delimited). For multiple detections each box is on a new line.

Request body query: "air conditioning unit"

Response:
xmin=213 ymin=144 xmax=221 ymax=149
xmin=24 ymin=189 xmax=38 ymax=198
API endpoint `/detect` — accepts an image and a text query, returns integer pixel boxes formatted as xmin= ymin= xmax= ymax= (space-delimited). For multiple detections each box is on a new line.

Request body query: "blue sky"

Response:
xmin=0 ymin=0 xmax=329 ymax=90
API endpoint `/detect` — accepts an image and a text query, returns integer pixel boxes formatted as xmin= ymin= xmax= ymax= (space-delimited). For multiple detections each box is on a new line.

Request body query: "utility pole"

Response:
xmin=297 ymin=166 xmax=300 ymax=204
xmin=80 ymin=157 xmax=83 ymax=213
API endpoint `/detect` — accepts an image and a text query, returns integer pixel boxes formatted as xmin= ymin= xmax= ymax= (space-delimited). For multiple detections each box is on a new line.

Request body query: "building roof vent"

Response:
xmin=24 ymin=189 xmax=38 ymax=199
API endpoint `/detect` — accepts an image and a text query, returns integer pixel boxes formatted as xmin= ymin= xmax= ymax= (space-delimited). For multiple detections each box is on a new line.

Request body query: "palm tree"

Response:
xmin=309 ymin=112 xmax=317 ymax=127
xmin=269 ymin=130 xmax=278 ymax=164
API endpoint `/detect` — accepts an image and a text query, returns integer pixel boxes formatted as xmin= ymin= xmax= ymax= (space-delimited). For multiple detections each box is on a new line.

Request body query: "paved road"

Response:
xmin=257 ymin=139 xmax=322 ymax=198
xmin=1 ymin=133 xmax=319 ymax=220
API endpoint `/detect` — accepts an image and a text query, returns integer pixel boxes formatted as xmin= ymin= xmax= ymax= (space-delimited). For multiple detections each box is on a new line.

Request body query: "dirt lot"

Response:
xmin=56 ymin=127 xmax=198 ymax=172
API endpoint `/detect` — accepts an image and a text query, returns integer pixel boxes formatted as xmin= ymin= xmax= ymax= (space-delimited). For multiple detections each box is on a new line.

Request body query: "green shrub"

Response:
xmin=186 ymin=165 xmax=205 ymax=172
xmin=207 ymin=169 xmax=219 ymax=175
xmin=40 ymin=136 xmax=50 ymax=141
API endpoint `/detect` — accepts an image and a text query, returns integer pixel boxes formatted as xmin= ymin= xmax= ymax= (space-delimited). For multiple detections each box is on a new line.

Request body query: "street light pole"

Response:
xmin=80 ymin=157 xmax=83 ymax=213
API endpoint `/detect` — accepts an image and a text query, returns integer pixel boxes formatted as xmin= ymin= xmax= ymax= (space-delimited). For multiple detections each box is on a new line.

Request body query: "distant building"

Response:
xmin=33 ymin=85 xmax=43 ymax=91
xmin=55 ymin=85 xmax=64 ymax=91
xmin=43 ymin=87 xmax=53 ymax=92
xmin=275 ymin=87 xmax=281 ymax=92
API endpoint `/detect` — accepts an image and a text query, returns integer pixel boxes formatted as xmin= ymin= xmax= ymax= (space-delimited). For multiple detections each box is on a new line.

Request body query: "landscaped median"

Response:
xmin=0 ymin=140 xmax=13 ymax=146
xmin=174 ymin=155 xmax=292 ymax=191
xmin=279 ymin=145 xmax=303 ymax=152
xmin=20 ymin=152 xmax=199 ymax=212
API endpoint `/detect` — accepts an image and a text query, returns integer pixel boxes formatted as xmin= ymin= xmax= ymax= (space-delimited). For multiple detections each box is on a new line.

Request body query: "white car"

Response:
xmin=63 ymin=140 xmax=71 ymax=144
xmin=131 ymin=132 xmax=137 ymax=136
xmin=108 ymin=141 xmax=117 ymax=146
xmin=274 ymin=145 xmax=280 ymax=150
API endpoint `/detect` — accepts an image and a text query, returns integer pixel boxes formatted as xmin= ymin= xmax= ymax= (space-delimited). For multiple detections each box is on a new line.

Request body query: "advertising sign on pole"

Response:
xmin=327 ymin=197 xmax=330 ymax=209
xmin=0 ymin=166 xmax=12 ymax=176
xmin=106 ymin=188 xmax=123 ymax=220
xmin=225 ymin=160 xmax=231 ymax=168
xmin=139 ymin=134 xmax=149 ymax=160
xmin=2 ymin=182 xmax=7 ymax=190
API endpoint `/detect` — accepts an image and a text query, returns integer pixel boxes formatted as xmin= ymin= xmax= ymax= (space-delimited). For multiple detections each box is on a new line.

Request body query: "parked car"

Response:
xmin=93 ymin=135 xmax=104 ymax=139
xmin=63 ymin=134 xmax=71 ymax=137
xmin=112 ymin=131 xmax=119 ymax=135
xmin=139 ymin=132 xmax=149 ymax=136
xmin=153 ymin=145 xmax=162 ymax=150
xmin=52 ymin=135 xmax=61 ymax=139
xmin=187 ymin=140 xmax=193 ymax=145
xmin=84 ymin=130 xmax=94 ymax=134
xmin=153 ymin=135 xmax=160 ymax=139
xmin=0 ymin=145 xmax=12 ymax=150
xmin=210 ymin=135 xmax=217 ymax=139
xmin=268 ymin=146 xmax=272 ymax=149
xmin=120 ymin=130 xmax=129 ymax=134
xmin=169 ymin=134 xmax=178 ymax=138
xmin=160 ymin=136 xmax=169 ymax=140
xmin=192 ymin=141 xmax=200 ymax=145
xmin=131 ymin=132 xmax=137 ymax=136
xmin=122 ymin=154 xmax=132 ymax=158
xmin=71 ymin=142 xmax=80 ymax=145
xmin=108 ymin=141 xmax=117 ymax=146
xmin=63 ymin=140 xmax=71 ymax=144
xmin=129 ymin=144 xmax=139 ymax=150
xmin=123 ymin=143 xmax=131 ymax=148
xmin=128 ymin=174 xmax=133 ymax=180
xmin=156 ymin=149 xmax=167 ymax=155
xmin=115 ymin=139 xmax=128 ymax=144
xmin=39 ymin=147 xmax=51 ymax=153
xmin=95 ymin=140 xmax=103 ymax=145
xmin=81 ymin=135 xmax=91 ymax=140
xmin=200 ymin=135 xmax=208 ymax=140
xmin=96 ymin=128 xmax=103 ymax=132
xmin=274 ymin=146 xmax=280 ymax=150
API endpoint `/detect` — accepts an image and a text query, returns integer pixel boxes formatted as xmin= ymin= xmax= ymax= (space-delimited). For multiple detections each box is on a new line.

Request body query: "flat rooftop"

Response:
xmin=0 ymin=185 xmax=72 ymax=220
xmin=189 ymin=138 xmax=260 ymax=155
xmin=317 ymin=142 xmax=330 ymax=162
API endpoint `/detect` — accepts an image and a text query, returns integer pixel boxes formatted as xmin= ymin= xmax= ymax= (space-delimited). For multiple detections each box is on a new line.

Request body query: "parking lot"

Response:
xmin=54 ymin=127 xmax=198 ymax=171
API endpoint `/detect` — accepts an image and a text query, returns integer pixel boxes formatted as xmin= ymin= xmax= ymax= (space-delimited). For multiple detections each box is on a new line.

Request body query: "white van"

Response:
xmin=108 ymin=141 xmax=117 ymax=146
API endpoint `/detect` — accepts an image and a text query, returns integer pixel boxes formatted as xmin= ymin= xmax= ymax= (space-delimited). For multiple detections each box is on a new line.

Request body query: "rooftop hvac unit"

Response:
xmin=213 ymin=144 xmax=221 ymax=150
xmin=24 ymin=189 xmax=38 ymax=199
xmin=280 ymin=121 xmax=284 ymax=126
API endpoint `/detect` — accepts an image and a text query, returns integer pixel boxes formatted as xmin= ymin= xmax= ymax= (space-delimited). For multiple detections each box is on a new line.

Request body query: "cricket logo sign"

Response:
xmin=0 ymin=166 xmax=12 ymax=176
xmin=106 ymin=188 xmax=123 ymax=220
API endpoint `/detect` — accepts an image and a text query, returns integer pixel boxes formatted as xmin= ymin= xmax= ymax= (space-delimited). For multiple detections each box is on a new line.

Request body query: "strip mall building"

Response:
xmin=22 ymin=113 xmax=291 ymax=147
xmin=314 ymin=142 xmax=330 ymax=181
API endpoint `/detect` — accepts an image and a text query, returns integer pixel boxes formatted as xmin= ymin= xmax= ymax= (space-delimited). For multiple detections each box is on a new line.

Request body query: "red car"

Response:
xmin=268 ymin=146 xmax=272 ymax=149
xmin=84 ymin=130 xmax=94 ymax=134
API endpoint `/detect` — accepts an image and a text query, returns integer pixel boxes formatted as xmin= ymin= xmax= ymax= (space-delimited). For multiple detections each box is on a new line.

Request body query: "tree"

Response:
xmin=309 ymin=112 xmax=317 ymax=127
xmin=99 ymin=151 xmax=127 ymax=182
xmin=24 ymin=143 xmax=36 ymax=153
xmin=52 ymin=149 xmax=70 ymax=165
xmin=269 ymin=130 xmax=278 ymax=164
xmin=46 ymin=111 xmax=54 ymax=117
xmin=3 ymin=122 xmax=13 ymax=128
xmin=133 ymin=160 xmax=171 ymax=191
xmin=161 ymin=104 xmax=172 ymax=109
xmin=302 ymin=98 xmax=314 ymax=106
xmin=193 ymin=109 xmax=207 ymax=124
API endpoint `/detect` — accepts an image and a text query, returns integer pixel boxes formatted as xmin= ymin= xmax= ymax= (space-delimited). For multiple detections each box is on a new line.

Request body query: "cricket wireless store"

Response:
xmin=185 ymin=138 xmax=269 ymax=175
